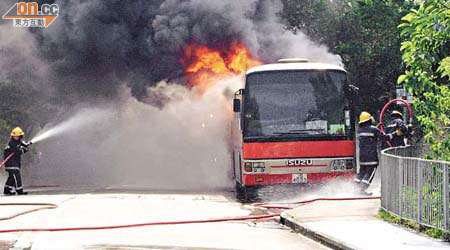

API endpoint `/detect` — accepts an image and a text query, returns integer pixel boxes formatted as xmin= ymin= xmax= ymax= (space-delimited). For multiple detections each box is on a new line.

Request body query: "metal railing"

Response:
xmin=381 ymin=146 xmax=449 ymax=232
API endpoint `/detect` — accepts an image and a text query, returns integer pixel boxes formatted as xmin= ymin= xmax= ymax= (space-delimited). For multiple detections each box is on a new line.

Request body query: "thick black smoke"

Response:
xmin=30 ymin=0 xmax=340 ymax=103
xmin=1 ymin=0 xmax=341 ymax=190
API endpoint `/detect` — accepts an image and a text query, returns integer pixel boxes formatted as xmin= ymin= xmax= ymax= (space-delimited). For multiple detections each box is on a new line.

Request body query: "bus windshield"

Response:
xmin=243 ymin=70 xmax=351 ymax=140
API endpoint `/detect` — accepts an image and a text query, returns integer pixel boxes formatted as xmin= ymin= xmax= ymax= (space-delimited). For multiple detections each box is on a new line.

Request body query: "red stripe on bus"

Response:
xmin=243 ymin=140 xmax=355 ymax=159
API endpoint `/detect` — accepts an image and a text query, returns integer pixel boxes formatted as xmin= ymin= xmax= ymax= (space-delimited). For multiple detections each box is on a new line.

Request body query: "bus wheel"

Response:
xmin=235 ymin=182 xmax=259 ymax=202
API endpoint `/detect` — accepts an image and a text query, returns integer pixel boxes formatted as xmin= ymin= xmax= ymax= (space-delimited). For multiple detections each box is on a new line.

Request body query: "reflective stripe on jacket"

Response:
xmin=3 ymin=140 xmax=28 ymax=168
xmin=358 ymin=125 xmax=393 ymax=165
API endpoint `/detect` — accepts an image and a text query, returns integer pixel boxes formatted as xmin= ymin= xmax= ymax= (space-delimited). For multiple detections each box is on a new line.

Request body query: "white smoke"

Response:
xmin=249 ymin=0 xmax=342 ymax=65
xmin=27 ymin=77 xmax=243 ymax=191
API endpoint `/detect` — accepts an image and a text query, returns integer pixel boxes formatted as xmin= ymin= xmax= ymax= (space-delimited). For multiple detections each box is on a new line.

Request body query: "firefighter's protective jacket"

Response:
xmin=358 ymin=124 xmax=393 ymax=166
xmin=384 ymin=118 xmax=408 ymax=147
xmin=3 ymin=139 xmax=28 ymax=168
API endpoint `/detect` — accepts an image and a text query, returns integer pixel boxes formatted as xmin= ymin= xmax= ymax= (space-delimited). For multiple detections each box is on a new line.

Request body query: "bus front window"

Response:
xmin=243 ymin=70 xmax=350 ymax=140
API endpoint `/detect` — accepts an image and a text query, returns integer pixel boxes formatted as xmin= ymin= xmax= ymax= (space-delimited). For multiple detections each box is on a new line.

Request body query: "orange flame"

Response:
xmin=182 ymin=42 xmax=261 ymax=93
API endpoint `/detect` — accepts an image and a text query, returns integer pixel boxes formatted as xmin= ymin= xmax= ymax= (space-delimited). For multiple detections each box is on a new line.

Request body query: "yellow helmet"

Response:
xmin=359 ymin=112 xmax=373 ymax=124
xmin=11 ymin=127 xmax=24 ymax=137
xmin=391 ymin=110 xmax=403 ymax=118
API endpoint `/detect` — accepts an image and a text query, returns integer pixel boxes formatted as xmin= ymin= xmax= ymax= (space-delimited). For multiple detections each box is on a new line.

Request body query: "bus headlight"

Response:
xmin=244 ymin=162 xmax=266 ymax=173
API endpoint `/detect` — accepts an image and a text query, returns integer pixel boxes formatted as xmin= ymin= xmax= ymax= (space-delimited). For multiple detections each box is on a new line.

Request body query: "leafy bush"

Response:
xmin=398 ymin=0 xmax=450 ymax=161
xmin=282 ymin=0 xmax=415 ymax=114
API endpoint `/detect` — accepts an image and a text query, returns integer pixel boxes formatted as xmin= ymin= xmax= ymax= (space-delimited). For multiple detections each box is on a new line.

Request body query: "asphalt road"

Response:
xmin=0 ymin=190 xmax=329 ymax=250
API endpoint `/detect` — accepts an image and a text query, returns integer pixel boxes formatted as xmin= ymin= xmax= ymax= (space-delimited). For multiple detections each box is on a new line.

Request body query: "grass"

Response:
xmin=377 ymin=208 xmax=449 ymax=241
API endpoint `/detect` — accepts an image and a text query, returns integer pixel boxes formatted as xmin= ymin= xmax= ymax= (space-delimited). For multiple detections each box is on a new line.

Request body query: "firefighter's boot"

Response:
xmin=17 ymin=189 xmax=28 ymax=195
xmin=361 ymin=190 xmax=373 ymax=196
xmin=358 ymin=183 xmax=372 ymax=196
xmin=3 ymin=186 xmax=16 ymax=196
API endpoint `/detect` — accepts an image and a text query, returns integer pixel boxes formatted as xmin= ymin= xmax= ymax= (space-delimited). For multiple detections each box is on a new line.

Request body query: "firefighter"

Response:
xmin=355 ymin=112 xmax=398 ymax=195
xmin=3 ymin=127 xmax=30 ymax=195
xmin=383 ymin=110 xmax=409 ymax=147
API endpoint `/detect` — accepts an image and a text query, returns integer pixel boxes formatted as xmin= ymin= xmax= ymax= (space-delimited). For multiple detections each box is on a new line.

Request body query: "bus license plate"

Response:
xmin=292 ymin=174 xmax=307 ymax=184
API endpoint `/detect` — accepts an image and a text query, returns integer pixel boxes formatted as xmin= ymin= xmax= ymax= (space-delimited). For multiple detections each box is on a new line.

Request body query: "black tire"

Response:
xmin=235 ymin=182 xmax=259 ymax=202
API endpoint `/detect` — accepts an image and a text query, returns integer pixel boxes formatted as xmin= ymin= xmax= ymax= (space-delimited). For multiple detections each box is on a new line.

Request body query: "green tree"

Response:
xmin=398 ymin=0 xmax=450 ymax=160
xmin=0 ymin=81 xmax=33 ymax=143
xmin=282 ymin=0 xmax=414 ymax=115
xmin=0 ymin=81 xmax=52 ymax=144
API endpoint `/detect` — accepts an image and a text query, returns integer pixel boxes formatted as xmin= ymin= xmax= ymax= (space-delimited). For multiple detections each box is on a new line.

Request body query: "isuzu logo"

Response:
xmin=286 ymin=159 xmax=313 ymax=166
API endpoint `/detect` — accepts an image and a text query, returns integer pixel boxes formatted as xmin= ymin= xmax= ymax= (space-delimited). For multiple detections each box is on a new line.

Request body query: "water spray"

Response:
xmin=1 ymin=109 xmax=113 ymax=169
xmin=30 ymin=108 xmax=111 ymax=144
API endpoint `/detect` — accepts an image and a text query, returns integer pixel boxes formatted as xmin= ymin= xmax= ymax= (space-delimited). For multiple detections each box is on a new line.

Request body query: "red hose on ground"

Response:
xmin=0 ymin=213 xmax=282 ymax=233
xmin=254 ymin=196 xmax=381 ymax=209
xmin=0 ymin=196 xmax=380 ymax=233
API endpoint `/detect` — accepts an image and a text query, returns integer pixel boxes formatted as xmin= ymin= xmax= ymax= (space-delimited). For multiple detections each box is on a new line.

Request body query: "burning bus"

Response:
xmin=231 ymin=58 xmax=356 ymax=196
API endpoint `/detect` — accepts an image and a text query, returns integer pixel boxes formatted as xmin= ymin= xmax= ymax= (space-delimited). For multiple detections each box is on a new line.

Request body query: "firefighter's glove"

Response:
xmin=19 ymin=145 xmax=28 ymax=154
xmin=395 ymin=129 xmax=404 ymax=136
xmin=386 ymin=133 xmax=395 ymax=140
xmin=407 ymin=124 xmax=414 ymax=135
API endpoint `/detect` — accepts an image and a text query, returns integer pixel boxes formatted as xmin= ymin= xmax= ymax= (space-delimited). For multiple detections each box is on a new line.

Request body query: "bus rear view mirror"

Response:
xmin=347 ymin=84 xmax=360 ymax=106
xmin=349 ymin=84 xmax=359 ymax=93
xmin=233 ymin=99 xmax=241 ymax=112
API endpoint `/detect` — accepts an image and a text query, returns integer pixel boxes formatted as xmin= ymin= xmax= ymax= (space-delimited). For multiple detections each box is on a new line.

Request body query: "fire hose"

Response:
xmin=0 ymin=196 xmax=380 ymax=233
xmin=0 ymin=141 xmax=33 ymax=169
xmin=0 ymin=153 xmax=14 ymax=170
xmin=378 ymin=98 xmax=414 ymax=147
